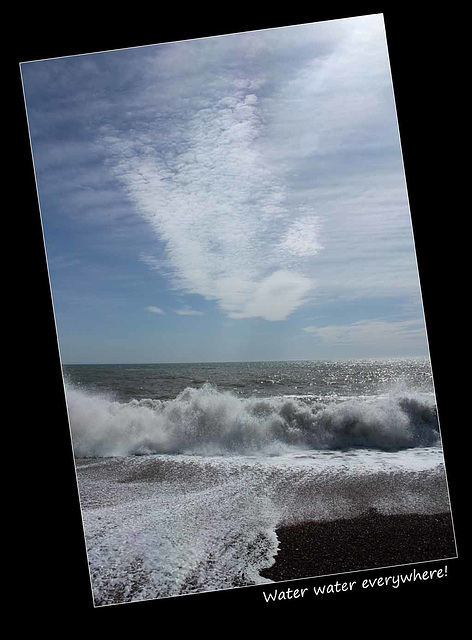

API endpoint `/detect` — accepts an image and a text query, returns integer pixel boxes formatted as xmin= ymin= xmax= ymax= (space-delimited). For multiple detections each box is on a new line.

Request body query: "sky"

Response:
xmin=21 ymin=14 xmax=430 ymax=364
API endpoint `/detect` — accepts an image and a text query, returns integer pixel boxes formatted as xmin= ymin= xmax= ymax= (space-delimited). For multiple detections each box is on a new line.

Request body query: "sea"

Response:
xmin=63 ymin=358 xmax=453 ymax=606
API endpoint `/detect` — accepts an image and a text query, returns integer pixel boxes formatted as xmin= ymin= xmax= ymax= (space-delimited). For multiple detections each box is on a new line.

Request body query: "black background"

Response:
xmin=11 ymin=3 xmax=464 ymax=629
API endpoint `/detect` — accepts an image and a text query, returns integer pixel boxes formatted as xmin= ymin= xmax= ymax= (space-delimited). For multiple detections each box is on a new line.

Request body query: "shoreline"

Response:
xmin=260 ymin=510 xmax=456 ymax=582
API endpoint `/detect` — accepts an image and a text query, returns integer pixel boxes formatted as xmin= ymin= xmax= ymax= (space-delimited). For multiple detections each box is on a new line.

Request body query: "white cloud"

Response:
xmin=229 ymin=270 xmax=313 ymax=321
xmin=93 ymin=15 xmax=415 ymax=321
xmin=279 ymin=216 xmax=323 ymax=258
xmin=257 ymin=15 xmax=394 ymax=165
xmin=102 ymin=77 xmax=321 ymax=322
xmin=147 ymin=306 xmax=164 ymax=314
xmin=303 ymin=318 xmax=427 ymax=349
xmin=174 ymin=309 xmax=204 ymax=316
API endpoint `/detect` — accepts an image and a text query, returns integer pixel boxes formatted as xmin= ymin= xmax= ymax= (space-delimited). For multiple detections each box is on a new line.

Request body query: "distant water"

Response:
xmin=64 ymin=358 xmax=435 ymax=403
xmin=63 ymin=359 xmax=453 ymax=605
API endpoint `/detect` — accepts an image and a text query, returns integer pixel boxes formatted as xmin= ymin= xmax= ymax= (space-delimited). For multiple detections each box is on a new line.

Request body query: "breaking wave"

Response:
xmin=66 ymin=382 xmax=440 ymax=457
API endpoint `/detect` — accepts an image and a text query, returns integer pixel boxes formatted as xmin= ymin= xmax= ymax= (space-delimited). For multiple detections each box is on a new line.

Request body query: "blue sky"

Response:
xmin=21 ymin=14 xmax=430 ymax=364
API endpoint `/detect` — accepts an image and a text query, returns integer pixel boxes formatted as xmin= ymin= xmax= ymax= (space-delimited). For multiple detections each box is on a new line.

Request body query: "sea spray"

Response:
xmin=66 ymin=382 xmax=440 ymax=457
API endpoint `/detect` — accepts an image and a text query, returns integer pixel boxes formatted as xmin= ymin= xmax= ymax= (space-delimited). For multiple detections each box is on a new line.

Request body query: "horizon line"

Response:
xmin=62 ymin=355 xmax=430 ymax=366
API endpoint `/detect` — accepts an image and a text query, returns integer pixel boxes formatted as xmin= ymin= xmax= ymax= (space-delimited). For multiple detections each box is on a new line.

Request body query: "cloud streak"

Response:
xmin=174 ymin=309 xmax=204 ymax=316
xmin=102 ymin=78 xmax=322 ymax=321
xmin=92 ymin=15 xmax=413 ymax=325
xmin=303 ymin=318 xmax=427 ymax=350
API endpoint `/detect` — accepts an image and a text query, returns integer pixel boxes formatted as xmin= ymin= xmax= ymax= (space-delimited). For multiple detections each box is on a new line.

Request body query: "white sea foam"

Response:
xmin=66 ymin=382 xmax=440 ymax=457
xmin=75 ymin=450 xmax=449 ymax=605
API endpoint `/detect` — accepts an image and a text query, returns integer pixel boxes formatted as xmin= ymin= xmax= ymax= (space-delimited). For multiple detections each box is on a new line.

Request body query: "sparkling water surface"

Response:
xmin=64 ymin=358 xmax=434 ymax=403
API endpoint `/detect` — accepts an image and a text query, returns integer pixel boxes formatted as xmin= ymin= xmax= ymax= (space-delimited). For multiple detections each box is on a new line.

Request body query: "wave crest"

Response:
xmin=66 ymin=383 xmax=440 ymax=457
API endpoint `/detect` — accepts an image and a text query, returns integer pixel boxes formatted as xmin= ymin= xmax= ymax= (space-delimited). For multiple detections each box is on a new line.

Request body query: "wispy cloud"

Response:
xmin=174 ymin=309 xmax=204 ymax=316
xmin=303 ymin=318 xmax=427 ymax=350
xmin=102 ymin=83 xmax=321 ymax=321
xmin=93 ymin=15 xmax=413 ymax=323
xmin=146 ymin=306 xmax=164 ymax=314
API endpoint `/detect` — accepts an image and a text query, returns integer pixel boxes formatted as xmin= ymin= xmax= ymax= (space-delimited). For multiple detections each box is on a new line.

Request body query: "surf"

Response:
xmin=65 ymin=382 xmax=440 ymax=458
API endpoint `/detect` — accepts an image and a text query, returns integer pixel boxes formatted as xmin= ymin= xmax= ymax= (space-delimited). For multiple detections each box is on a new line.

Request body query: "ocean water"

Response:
xmin=64 ymin=358 xmax=452 ymax=605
